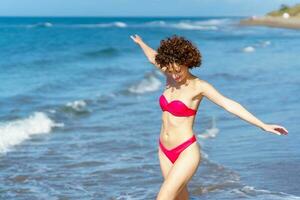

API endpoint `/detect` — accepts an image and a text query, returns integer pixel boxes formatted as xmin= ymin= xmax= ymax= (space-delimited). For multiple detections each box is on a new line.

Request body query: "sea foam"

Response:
xmin=243 ymin=46 xmax=255 ymax=53
xmin=0 ymin=112 xmax=63 ymax=154
xmin=128 ymin=71 xmax=161 ymax=94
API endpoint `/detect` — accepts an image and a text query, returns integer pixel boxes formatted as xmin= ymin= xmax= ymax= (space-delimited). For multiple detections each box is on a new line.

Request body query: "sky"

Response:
xmin=0 ymin=0 xmax=299 ymax=17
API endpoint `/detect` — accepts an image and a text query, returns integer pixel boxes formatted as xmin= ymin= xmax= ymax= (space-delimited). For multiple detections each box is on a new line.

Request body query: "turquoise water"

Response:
xmin=0 ymin=17 xmax=299 ymax=199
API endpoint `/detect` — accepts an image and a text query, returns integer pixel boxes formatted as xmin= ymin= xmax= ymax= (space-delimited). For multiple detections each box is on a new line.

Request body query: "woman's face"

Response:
xmin=167 ymin=63 xmax=189 ymax=83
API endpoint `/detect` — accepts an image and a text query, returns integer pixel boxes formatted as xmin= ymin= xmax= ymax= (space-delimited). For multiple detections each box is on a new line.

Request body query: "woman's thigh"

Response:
xmin=158 ymin=146 xmax=173 ymax=179
xmin=157 ymin=142 xmax=201 ymax=199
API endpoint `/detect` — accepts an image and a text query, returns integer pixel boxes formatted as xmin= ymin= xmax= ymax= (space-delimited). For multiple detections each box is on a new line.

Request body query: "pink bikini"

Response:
xmin=158 ymin=94 xmax=198 ymax=164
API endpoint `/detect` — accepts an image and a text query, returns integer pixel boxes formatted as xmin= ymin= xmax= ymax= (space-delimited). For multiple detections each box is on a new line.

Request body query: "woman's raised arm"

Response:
xmin=198 ymin=79 xmax=288 ymax=136
xmin=130 ymin=34 xmax=168 ymax=75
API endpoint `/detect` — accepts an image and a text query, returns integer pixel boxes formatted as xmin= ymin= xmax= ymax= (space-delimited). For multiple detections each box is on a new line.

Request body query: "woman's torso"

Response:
xmin=159 ymin=75 xmax=204 ymax=149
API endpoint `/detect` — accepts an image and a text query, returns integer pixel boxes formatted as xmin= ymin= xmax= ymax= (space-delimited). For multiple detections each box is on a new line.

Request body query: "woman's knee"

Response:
xmin=156 ymin=179 xmax=184 ymax=200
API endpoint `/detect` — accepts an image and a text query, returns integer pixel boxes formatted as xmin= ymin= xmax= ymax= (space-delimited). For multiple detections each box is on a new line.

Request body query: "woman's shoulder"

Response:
xmin=193 ymin=76 xmax=211 ymax=94
xmin=192 ymin=75 xmax=206 ymax=86
xmin=193 ymin=75 xmax=211 ymax=85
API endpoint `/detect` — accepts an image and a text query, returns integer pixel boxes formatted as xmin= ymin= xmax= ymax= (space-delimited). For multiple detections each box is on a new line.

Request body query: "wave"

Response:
xmin=64 ymin=21 xmax=127 ymax=28
xmin=251 ymin=40 xmax=272 ymax=48
xmin=60 ymin=99 xmax=91 ymax=115
xmin=65 ymin=19 xmax=229 ymax=30
xmin=68 ymin=20 xmax=219 ymax=30
xmin=82 ymin=47 xmax=120 ymax=58
xmin=231 ymin=185 xmax=300 ymax=200
xmin=171 ymin=22 xmax=218 ymax=30
xmin=144 ymin=20 xmax=219 ymax=30
xmin=66 ymin=100 xmax=87 ymax=111
xmin=0 ymin=18 xmax=235 ymax=31
xmin=260 ymin=40 xmax=271 ymax=47
xmin=194 ymin=18 xmax=232 ymax=26
xmin=128 ymin=71 xmax=162 ymax=94
xmin=241 ymin=40 xmax=271 ymax=53
xmin=0 ymin=21 xmax=127 ymax=29
xmin=192 ymin=154 xmax=242 ymax=195
xmin=242 ymin=46 xmax=256 ymax=53
xmin=194 ymin=183 xmax=300 ymax=199
xmin=197 ymin=116 xmax=219 ymax=139
xmin=0 ymin=112 xmax=63 ymax=154
xmin=2 ymin=47 xmax=123 ymax=70
xmin=26 ymin=22 xmax=53 ymax=28
xmin=192 ymin=150 xmax=300 ymax=200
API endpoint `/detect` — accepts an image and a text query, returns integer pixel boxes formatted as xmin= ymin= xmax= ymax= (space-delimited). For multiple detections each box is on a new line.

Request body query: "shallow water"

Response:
xmin=0 ymin=17 xmax=299 ymax=200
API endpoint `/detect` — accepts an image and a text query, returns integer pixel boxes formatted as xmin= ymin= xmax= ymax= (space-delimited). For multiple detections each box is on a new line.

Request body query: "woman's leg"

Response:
xmin=175 ymin=185 xmax=189 ymax=200
xmin=156 ymin=142 xmax=201 ymax=200
xmin=159 ymin=146 xmax=189 ymax=200
xmin=158 ymin=146 xmax=173 ymax=179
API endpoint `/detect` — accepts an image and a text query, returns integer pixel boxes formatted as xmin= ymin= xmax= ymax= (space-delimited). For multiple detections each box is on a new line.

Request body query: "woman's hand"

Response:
xmin=130 ymin=34 xmax=143 ymax=45
xmin=261 ymin=124 xmax=288 ymax=135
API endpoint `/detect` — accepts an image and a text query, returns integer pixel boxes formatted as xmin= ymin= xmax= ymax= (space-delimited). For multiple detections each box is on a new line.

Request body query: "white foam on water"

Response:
xmin=66 ymin=100 xmax=87 ymax=112
xmin=171 ymin=22 xmax=218 ymax=30
xmin=10 ymin=18 xmax=232 ymax=30
xmin=113 ymin=21 xmax=127 ymax=28
xmin=145 ymin=20 xmax=167 ymax=26
xmin=241 ymin=41 xmax=271 ymax=53
xmin=67 ymin=21 xmax=128 ymax=28
xmin=232 ymin=185 xmax=300 ymax=200
xmin=0 ymin=112 xmax=63 ymax=154
xmin=194 ymin=18 xmax=231 ymax=26
xmin=27 ymin=22 xmax=53 ymax=28
xmin=198 ymin=127 xmax=220 ymax=139
xmin=128 ymin=72 xmax=162 ymax=94
xmin=197 ymin=116 xmax=219 ymax=139
xmin=243 ymin=46 xmax=255 ymax=53
xmin=260 ymin=40 xmax=271 ymax=47
xmin=144 ymin=19 xmax=230 ymax=30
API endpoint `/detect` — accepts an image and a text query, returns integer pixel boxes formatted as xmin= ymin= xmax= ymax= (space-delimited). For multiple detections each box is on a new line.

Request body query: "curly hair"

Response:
xmin=155 ymin=34 xmax=202 ymax=71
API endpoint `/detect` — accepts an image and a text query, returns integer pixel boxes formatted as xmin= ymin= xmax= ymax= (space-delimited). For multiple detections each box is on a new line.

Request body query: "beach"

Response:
xmin=240 ymin=16 xmax=300 ymax=29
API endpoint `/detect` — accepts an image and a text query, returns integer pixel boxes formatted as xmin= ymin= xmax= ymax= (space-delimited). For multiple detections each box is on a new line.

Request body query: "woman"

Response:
xmin=130 ymin=34 xmax=288 ymax=200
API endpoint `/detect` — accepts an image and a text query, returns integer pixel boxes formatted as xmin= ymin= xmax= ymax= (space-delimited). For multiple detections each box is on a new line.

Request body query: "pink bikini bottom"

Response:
xmin=159 ymin=135 xmax=197 ymax=164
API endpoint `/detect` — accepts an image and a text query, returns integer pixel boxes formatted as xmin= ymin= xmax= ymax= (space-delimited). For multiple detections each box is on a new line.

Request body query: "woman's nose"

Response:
xmin=172 ymin=74 xmax=179 ymax=79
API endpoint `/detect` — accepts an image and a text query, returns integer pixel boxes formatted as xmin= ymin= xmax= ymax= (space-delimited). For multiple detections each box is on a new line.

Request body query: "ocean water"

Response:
xmin=0 ymin=17 xmax=299 ymax=200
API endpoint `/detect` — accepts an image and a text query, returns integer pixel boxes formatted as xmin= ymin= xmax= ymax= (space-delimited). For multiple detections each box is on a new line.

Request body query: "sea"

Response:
xmin=0 ymin=16 xmax=299 ymax=200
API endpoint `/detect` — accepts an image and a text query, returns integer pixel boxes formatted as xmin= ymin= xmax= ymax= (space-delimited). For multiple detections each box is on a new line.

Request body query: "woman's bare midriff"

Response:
xmin=159 ymin=114 xmax=196 ymax=149
xmin=159 ymin=76 xmax=203 ymax=149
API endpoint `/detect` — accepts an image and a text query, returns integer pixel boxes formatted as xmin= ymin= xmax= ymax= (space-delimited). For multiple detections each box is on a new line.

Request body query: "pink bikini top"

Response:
xmin=159 ymin=94 xmax=197 ymax=117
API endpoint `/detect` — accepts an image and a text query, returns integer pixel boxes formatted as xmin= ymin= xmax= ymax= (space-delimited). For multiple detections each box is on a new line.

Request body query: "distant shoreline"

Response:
xmin=240 ymin=16 xmax=300 ymax=29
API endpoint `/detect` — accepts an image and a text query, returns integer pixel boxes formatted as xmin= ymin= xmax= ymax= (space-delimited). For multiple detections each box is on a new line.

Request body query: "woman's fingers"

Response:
xmin=274 ymin=127 xmax=288 ymax=135
xmin=272 ymin=130 xmax=281 ymax=135
xmin=135 ymin=34 xmax=142 ymax=39
xmin=130 ymin=35 xmax=138 ymax=42
xmin=277 ymin=125 xmax=288 ymax=133
xmin=264 ymin=124 xmax=288 ymax=136
xmin=271 ymin=124 xmax=288 ymax=135
xmin=270 ymin=128 xmax=282 ymax=135
xmin=130 ymin=34 xmax=143 ymax=44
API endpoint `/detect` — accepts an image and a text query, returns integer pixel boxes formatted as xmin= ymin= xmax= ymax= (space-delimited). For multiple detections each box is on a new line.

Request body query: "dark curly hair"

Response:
xmin=155 ymin=34 xmax=202 ymax=71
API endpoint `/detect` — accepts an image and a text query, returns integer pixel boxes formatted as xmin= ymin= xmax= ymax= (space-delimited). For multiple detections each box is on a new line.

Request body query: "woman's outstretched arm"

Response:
xmin=198 ymin=79 xmax=288 ymax=136
xmin=130 ymin=34 xmax=168 ymax=74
